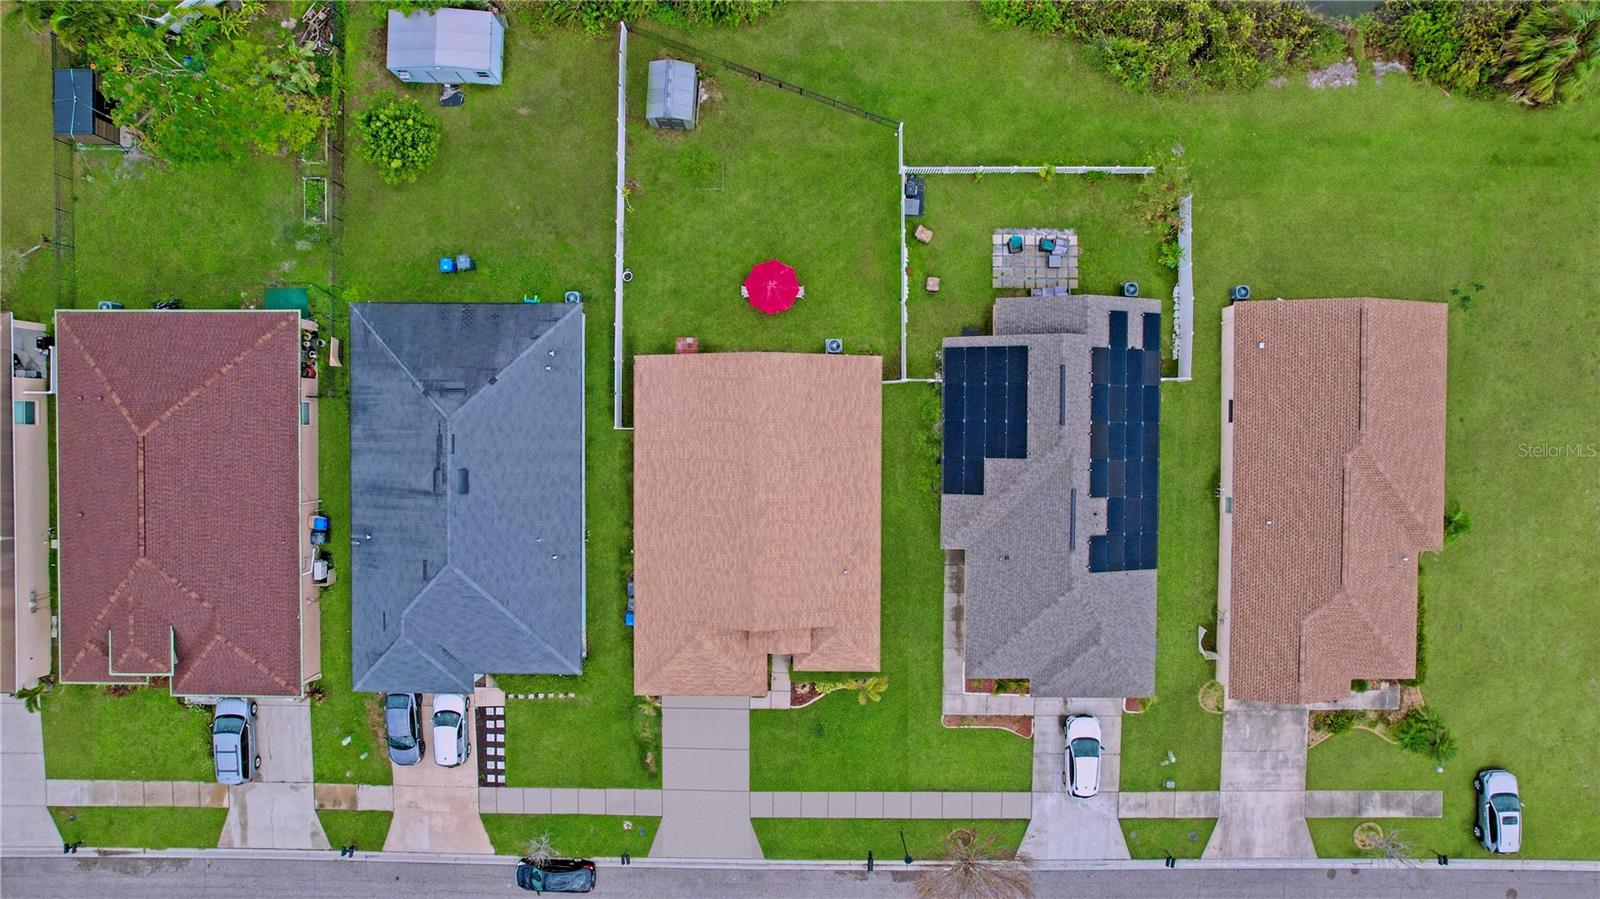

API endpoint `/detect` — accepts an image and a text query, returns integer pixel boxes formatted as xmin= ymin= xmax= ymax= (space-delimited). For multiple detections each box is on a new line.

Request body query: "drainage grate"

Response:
xmin=477 ymin=705 xmax=506 ymax=786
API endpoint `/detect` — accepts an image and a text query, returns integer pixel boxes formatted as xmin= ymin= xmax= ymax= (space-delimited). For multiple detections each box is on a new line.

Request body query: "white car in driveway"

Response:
xmin=1063 ymin=715 xmax=1102 ymax=798
xmin=431 ymin=694 xmax=471 ymax=768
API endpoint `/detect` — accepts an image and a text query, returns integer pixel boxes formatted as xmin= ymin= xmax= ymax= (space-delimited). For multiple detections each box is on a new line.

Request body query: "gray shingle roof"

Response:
xmin=349 ymin=303 xmax=585 ymax=694
xmin=942 ymin=295 xmax=1158 ymax=698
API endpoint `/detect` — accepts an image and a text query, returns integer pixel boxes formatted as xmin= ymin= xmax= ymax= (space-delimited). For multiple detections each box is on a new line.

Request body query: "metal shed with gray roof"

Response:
xmin=386 ymin=8 xmax=504 ymax=85
xmin=645 ymin=58 xmax=699 ymax=130
xmin=349 ymin=302 xmax=585 ymax=694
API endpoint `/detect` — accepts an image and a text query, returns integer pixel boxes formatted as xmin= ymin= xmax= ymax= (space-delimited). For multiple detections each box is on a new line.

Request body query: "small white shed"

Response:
xmin=645 ymin=59 xmax=699 ymax=131
xmin=386 ymin=8 xmax=504 ymax=86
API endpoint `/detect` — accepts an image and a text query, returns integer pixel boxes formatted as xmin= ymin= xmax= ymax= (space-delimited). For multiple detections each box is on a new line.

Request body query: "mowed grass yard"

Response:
xmin=613 ymin=2 xmax=1599 ymax=856
xmin=622 ymin=30 xmax=901 ymax=386
xmin=0 ymin=15 xmax=55 ymax=322
xmin=332 ymin=7 xmax=646 ymax=788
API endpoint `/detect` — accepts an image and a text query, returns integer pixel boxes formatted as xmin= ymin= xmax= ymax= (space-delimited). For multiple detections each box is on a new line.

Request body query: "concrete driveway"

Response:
xmin=1 ymin=697 xmax=61 ymax=849
xmin=218 ymin=700 xmax=328 ymax=850
xmin=1020 ymin=702 xmax=1130 ymax=860
xmin=1204 ymin=702 xmax=1314 ymax=858
xmin=650 ymin=696 xmax=761 ymax=859
xmin=384 ymin=694 xmax=491 ymax=854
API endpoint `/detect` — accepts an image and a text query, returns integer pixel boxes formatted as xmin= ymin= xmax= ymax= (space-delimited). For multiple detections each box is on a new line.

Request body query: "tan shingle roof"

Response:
xmin=1227 ymin=299 xmax=1446 ymax=703
xmin=632 ymin=353 xmax=882 ymax=696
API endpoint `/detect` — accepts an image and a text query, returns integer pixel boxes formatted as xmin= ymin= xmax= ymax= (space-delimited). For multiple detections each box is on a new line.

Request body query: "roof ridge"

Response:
xmin=137 ymin=315 xmax=296 ymax=438
xmin=59 ymin=321 xmax=140 ymax=435
xmin=448 ymin=305 xmax=579 ymax=422
xmin=350 ymin=305 xmax=451 ymax=420
xmin=448 ymin=563 xmax=576 ymax=669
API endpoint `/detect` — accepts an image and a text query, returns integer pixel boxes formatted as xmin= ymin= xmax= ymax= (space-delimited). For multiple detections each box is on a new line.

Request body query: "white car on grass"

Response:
xmin=1063 ymin=715 xmax=1102 ymax=798
xmin=431 ymin=694 xmax=471 ymax=768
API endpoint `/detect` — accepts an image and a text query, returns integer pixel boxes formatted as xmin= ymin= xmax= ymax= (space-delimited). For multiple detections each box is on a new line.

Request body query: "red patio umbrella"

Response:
xmin=744 ymin=259 xmax=800 ymax=315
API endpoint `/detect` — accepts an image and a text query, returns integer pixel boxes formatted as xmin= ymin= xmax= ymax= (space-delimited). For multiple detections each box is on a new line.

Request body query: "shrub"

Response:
xmin=982 ymin=0 xmax=1345 ymax=92
xmin=1403 ymin=583 xmax=1427 ymax=686
xmin=1367 ymin=1 xmax=1526 ymax=97
xmin=1504 ymin=1 xmax=1600 ymax=106
xmin=1315 ymin=710 xmax=1357 ymax=734
xmin=1137 ymin=150 xmax=1190 ymax=269
xmin=1394 ymin=708 xmax=1457 ymax=763
xmin=1443 ymin=500 xmax=1473 ymax=543
xmin=1351 ymin=678 xmax=1371 ymax=692
xmin=355 ymin=95 xmax=443 ymax=185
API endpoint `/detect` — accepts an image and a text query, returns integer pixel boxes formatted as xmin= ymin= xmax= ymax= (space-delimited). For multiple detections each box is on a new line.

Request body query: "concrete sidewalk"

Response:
xmin=0 ymin=697 xmax=60 ymax=849
xmin=46 ymin=780 xmax=229 ymax=808
xmin=651 ymin=696 xmax=761 ymax=859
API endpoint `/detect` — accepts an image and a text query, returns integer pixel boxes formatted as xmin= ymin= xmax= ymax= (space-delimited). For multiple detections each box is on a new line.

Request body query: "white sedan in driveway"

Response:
xmin=1064 ymin=715 xmax=1102 ymax=798
xmin=431 ymin=694 xmax=471 ymax=768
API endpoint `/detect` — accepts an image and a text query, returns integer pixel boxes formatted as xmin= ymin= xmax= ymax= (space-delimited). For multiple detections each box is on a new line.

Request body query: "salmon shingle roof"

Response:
xmin=632 ymin=353 xmax=882 ymax=696
xmin=55 ymin=311 xmax=305 ymax=697
xmin=1226 ymin=298 xmax=1447 ymax=703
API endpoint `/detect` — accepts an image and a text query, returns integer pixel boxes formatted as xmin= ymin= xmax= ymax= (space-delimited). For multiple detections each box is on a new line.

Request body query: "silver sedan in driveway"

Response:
xmin=212 ymin=697 xmax=259 ymax=785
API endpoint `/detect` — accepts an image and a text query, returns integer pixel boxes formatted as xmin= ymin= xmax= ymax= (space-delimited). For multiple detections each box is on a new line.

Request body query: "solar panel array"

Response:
xmin=1087 ymin=311 xmax=1161 ymax=572
xmin=942 ymin=345 xmax=1028 ymax=495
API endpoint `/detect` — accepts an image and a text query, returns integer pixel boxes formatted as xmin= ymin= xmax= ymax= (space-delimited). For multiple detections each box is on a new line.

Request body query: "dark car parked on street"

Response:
xmin=515 ymin=858 xmax=596 ymax=893
xmin=384 ymin=692 xmax=425 ymax=766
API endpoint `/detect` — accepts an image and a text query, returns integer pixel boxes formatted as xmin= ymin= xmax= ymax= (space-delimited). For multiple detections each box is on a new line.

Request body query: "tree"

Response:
xmin=523 ymin=831 xmax=559 ymax=865
xmin=16 ymin=1 xmax=328 ymax=162
xmin=915 ymin=828 xmax=1034 ymax=899
xmin=1505 ymin=2 xmax=1600 ymax=106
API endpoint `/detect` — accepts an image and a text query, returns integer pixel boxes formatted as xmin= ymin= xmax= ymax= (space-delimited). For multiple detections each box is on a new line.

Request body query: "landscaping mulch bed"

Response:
xmin=964 ymin=678 xmax=996 ymax=693
xmin=790 ymin=682 xmax=824 ymax=709
xmin=941 ymin=714 xmax=1032 ymax=738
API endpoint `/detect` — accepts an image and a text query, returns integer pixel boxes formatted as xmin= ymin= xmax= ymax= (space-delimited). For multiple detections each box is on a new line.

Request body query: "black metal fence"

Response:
xmin=627 ymin=25 xmax=898 ymax=129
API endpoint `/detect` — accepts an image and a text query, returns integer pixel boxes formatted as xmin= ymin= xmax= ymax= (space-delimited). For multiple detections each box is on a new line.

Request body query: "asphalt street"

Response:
xmin=2 ymin=856 xmax=1596 ymax=899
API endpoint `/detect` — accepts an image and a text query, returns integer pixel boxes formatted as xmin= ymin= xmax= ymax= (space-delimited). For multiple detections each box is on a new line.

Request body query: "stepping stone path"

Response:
xmin=477 ymin=705 xmax=506 ymax=787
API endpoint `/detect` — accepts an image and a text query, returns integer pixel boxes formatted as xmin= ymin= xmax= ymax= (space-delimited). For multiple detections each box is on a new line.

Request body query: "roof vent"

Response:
xmin=453 ymin=468 xmax=469 ymax=495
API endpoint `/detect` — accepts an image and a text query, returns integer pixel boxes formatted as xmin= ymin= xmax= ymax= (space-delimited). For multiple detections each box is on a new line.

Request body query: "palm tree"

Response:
xmin=915 ymin=828 xmax=1034 ymax=899
xmin=1504 ymin=2 xmax=1600 ymax=106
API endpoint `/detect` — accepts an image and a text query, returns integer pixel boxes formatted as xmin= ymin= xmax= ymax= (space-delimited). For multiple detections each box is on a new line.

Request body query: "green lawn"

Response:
xmin=751 ymin=386 xmax=1032 ymax=792
xmin=752 ymin=818 xmax=1026 ymax=861
xmin=52 ymin=807 xmax=226 ymax=850
xmin=904 ymin=174 xmax=1171 ymax=379
xmin=0 ymin=14 xmax=55 ymax=323
xmin=41 ymin=685 xmax=212 ymax=781
xmin=1121 ymin=819 xmax=1215 ymax=860
xmin=622 ymin=29 xmax=900 ymax=386
xmin=70 ymin=151 xmax=328 ymax=309
xmin=483 ymin=814 xmax=659 ymax=858
xmin=317 ymin=810 xmax=393 ymax=852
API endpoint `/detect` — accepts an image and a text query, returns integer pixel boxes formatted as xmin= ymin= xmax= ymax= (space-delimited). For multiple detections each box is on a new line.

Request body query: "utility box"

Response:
xmin=386 ymin=9 xmax=504 ymax=85
xmin=53 ymin=68 xmax=119 ymax=145
xmin=645 ymin=59 xmax=699 ymax=130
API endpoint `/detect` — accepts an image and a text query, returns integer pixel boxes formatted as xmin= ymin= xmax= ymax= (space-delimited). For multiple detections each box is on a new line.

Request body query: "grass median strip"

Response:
xmin=317 ymin=810 xmax=393 ymax=852
xmin=482 ymin=815 xmax=660 ymax=858
xmin=753 ymin=818 xmax=1027 ymax=862
xmin=52 ymin=807 xmax=227 ymax=850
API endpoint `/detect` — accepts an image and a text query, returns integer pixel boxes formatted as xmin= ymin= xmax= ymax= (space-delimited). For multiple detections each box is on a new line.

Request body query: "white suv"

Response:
xmin=1063 ymin=715 xmax=1102 ymax=798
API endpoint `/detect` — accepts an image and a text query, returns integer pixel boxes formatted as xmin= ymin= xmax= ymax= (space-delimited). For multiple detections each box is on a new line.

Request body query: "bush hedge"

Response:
xmin=513 ymin=0 xmax=781 ymax=34
xmin=980 ymin=0 xmax=1346 ymax=92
